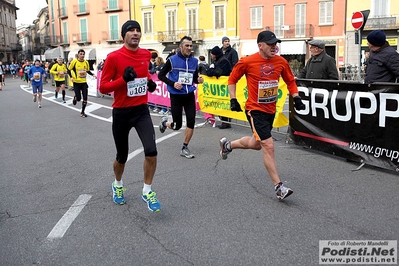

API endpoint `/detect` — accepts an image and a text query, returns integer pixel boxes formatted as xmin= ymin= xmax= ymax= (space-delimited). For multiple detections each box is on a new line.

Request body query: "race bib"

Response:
xmin=178 ymin=72 xmax=193 ymax=85
xmin=78 ymin=70 xmax=87 ymax=78
xmin=58 ymin=71 xmax=65 ymax=77
xmin=33 ymin=72 xmax=41 ymax=82
xmin=127 ymin=77 xmax=148 ymax=97
xmin=258 ymin=80 xmax=278 ymax=103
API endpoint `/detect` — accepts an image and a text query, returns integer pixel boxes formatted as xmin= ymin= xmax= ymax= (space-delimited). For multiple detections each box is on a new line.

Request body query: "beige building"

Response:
xmin=0 ymin=0 xmax=20 ymax=63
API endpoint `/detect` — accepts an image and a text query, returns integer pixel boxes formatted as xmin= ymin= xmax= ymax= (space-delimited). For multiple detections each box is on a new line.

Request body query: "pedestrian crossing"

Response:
xmin=20 ymin=84 xmax=113 ymax=122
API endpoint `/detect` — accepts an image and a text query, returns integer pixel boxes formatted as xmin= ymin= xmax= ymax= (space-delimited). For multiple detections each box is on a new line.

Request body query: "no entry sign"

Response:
xmin=351 ymin=11 xmax=364 ymax=29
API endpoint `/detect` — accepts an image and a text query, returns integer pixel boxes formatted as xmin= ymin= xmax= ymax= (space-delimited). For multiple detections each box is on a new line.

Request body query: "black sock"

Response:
xmin=62 ymin=90 xmax=65 ymax=100
xmin=182 ymin=143 xmax=188 ymax=149
xmin=82 ymin=101 xmax=87 ymax=113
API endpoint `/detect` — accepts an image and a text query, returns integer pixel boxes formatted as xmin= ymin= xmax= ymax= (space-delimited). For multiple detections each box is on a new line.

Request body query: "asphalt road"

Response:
xmin=0 ymin=76 xmax=398 ymax=266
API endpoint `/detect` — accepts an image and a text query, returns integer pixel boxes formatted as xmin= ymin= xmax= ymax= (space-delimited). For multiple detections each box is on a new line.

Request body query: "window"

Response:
xmin=274 ymin=5 xmax=284 ymax=37
xmin=78 ymin=0 xmax=86 ymax=13
xmin=187 ymin=8 xmax=197 ymax=31
xmin=319 ymin=1 xmax=333 ymax=25
xmin=215 ymin=5 xmax=225 ymax=29
xmin=62 ymin=21 xmax=68 ymax=43
xmin=51 ymin=22 xmax=56 ymax=43
xmin=108 ymin=0 xmax=118 ymax=10
xmin=80 ymin=18 xmax=88 ymax=42
xmin=109 ymin=15 xmax=118 ymax=40
xmin=372 ymin=0 xmax=389 ymax=16
xmin=250 ymin=6 xmax=262 ymax=29
xmin=167 ymin=10 xmax=176 ymax=33
xmin=295 ymin=3 xmax=306 ymax=37
xmin=50 ymin=0 xmax=55 ymax=20
xmin=143 ymin=12 xmax=152 ymax=34
xmin=61 ymin=0 xmax=67 ymax=16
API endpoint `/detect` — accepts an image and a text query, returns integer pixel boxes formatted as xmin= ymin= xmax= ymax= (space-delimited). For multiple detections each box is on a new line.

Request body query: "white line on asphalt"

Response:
xmin=47 ymin=194 xmax=92 ymax=239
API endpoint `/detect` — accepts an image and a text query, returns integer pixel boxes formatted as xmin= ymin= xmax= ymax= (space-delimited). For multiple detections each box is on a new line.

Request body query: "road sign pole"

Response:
xmin=358 ymin=29 xmax=362 ymax=82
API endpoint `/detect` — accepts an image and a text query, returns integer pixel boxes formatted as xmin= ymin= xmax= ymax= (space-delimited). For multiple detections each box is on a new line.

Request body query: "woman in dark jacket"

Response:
xmin=206 ymin=46 xmax=232 ymax=78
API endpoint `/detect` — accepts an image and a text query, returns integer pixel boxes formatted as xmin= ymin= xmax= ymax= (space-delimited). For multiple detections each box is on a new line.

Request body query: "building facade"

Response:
xmin=0 ymin=0 xmax=20 ymax=63
xmin=238 ymin=0 xmax=346 ymax=75
xmin=346 ymin=0 xmax=399 ymax=67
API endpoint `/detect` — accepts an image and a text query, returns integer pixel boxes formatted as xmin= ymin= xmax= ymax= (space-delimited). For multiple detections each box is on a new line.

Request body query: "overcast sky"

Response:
xmin=15 ymin=0 xmax=47 ymax=26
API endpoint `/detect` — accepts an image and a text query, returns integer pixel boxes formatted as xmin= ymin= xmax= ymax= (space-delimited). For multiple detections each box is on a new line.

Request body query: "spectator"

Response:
xmin=364 ymin=30 xmax=399 ymax=83
xmin=297 ymin=39 xmax=338 ymax=80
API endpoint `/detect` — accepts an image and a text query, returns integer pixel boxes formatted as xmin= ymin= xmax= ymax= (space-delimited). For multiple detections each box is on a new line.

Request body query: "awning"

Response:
xmin=279 ymin=41 xmax=306 ymax=55
xmin=162 ymin=44 xmax=178 ymax=54
xmin=240 ymin=42 xmax=258 ymax=56
xmin=67 ymin=48 xmax=96 ymax=60
xmin=96 ymin=47 xmax=119 ymax=60
xmin=202 ymin=43 xmax=221 ymax=50
xmin=44 ymin=47 xmax=61 ymax=60
xmin=85 ymin=48 xmax=96 ymax=60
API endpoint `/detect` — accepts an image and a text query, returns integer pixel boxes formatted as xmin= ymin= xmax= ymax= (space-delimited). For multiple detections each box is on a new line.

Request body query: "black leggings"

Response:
xmin=112 ymin=104 xmax=157 ymax=164
xmin=170 ymin=92 xmax=196 ymax=130
xmin=73 ymin=82 xmax=88 ymax=102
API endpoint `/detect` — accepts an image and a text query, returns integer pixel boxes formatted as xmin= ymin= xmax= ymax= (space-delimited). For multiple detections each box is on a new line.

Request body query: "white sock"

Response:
xmin=114 ymin=180 xmax=123 ymax=187
xmin=142 ymin=183 xmax=152 ymax=195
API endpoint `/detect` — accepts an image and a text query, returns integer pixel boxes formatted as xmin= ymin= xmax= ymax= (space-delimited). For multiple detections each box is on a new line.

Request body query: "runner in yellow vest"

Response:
xmin=68 ymin=49 xmax=97 ymax=117
xmin=50 ymin=57 xmax=68 ymax=103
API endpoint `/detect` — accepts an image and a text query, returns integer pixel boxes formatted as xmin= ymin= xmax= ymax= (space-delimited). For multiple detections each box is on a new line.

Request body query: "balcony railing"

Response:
xmin=58 ymin=7 xmax=68 ymax=18
xmin=102 ymin=30 xmax=122 ymax=42
xmin=364 ymin=15 xmax=399 ymax=30
xmin=157 ymin=29 xmax=205 ymax=43
xmin=264 ymin=24 xmax=314 ymax=39
xmin=48 ymin=35 xmax=69 ymax=46
xmin=73 ymin=3 xmax=90 ymax=15
xmin=72 ymin=33 xmax=92 ymax=44
xmin=103 ymin=0 xmax=122 ymax=12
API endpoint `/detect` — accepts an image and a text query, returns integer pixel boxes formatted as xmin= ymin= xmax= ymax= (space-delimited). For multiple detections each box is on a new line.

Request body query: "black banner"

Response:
xmin=289 ymin=79 xmax=399 ymax=172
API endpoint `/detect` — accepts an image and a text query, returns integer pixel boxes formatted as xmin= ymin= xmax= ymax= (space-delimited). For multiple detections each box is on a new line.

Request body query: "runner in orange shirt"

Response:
xmin=219 ymin=30 xmax=305 ymax=200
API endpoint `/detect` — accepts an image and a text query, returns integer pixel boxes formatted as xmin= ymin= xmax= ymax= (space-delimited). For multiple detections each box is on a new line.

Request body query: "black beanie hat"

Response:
xmin=211 ymin=46 xmax=223 ymax=58
xmin=121 ymin=20 xmax=141 ymax=39
xmin=367 ymin=30 xmax=386 ymax=47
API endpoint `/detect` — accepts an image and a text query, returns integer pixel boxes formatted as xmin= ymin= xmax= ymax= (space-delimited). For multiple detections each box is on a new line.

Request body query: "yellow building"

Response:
xmin=346 ymin=0 xmax=399 ymax=66
xmin=133 ymin=0 xmax=239 ymax=60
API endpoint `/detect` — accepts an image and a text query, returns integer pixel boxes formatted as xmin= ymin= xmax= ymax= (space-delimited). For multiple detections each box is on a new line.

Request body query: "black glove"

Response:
xmin=293 ymin=96 xmax=305 ymax=110
xmin=147 ymin=80 xmax=157 ymax=93
xmin=230 ymin=98 xmax=243 ymax=112
xmin=123 ymin=66 xmax=137 ymax=83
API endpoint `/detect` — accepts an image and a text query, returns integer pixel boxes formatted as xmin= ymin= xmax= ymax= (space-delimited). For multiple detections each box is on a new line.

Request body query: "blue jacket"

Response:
xmin=365 ymin=43 xmax=399 ymax=83
xmin=166 ymin=53 xmax=198 ymax=94
xmin=28 ymin=65 xmax=46 ymax=85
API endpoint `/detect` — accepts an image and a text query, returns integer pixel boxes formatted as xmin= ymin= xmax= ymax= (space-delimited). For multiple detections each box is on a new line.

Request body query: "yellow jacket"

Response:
xmin=50 ymin=63 xmax=68 ymax=81
xmin=68 ymin=59 xmax=91 ymax=83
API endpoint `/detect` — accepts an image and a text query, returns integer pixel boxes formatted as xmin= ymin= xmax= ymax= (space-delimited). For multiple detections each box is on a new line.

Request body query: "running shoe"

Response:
xmin=73 ymin=97 xmax=77 ymax=105
xmin=62 ymin=99 xmax=66 ymax=103
xmin=33 ymin=95 xmax=37 ymax=102
xmin=180 ymin=147 xmax=195 ymax=159
xmin=219 ymin=137 xmax=231 ymax=160
xmin=112 ymin=182 xmax=126 ymax=205
xmin=38 ymin=104 xmax=42 ymax=108
xmin=159 ymin=116 xmax=168 ymax=133
xmin=81 ymin=112 xmax=87 ymax=118
xmin=142 ymin=191 xmax=161 ymax=213
xmin=275 ymin=182 xmax=293 ymax=200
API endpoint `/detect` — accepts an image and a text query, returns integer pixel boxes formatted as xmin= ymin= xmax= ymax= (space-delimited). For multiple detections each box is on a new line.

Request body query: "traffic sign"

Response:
xmin=351 ymin=11 xmax=364 ymax=29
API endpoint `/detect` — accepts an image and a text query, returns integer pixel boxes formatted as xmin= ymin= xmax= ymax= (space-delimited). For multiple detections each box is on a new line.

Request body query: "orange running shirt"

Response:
xmin=228 ymin=53 xmax=298 ymax=114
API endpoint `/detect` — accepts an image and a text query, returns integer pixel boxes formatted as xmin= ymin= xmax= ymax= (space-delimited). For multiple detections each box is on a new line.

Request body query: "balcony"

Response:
xmin=157 ymin=29 xmax=205 ymax=43
xmin=264 ymin=24 xmax=314 ymax=39
xmin=102 ymin=30 xmax=122 ymax=44
xmin=11 ymin=43 xmax=22 ymax=51
xmin=103 ymin=0 xmax=122 ymax=12
xmin=59 ymin=7 xmax=68 ymax=19
xmin=73 ymin=3 xmax=90 ymax=16
xmin=72 ymin=33 xmax=91 ymax=45
xmin=49 ymin=35 xmax=70 ymax=47
xmin=364 ymin=15 xmax=399 ymax=30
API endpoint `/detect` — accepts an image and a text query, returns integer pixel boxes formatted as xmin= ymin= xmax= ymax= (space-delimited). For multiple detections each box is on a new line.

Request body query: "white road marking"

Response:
xmin=47 ymin=194 xmax=92 ymax=239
